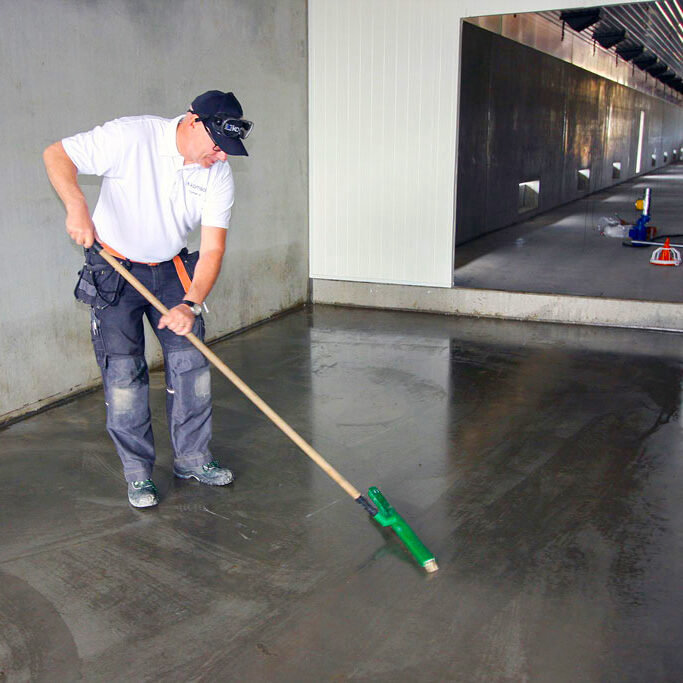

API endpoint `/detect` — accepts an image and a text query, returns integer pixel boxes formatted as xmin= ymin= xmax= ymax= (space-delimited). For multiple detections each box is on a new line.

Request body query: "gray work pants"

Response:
xmin=79 ymin=248 xmax=212 ymax=482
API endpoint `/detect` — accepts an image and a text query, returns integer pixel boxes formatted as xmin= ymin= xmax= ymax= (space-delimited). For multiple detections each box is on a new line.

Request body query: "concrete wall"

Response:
xmin=0 ymin=0 xmax=308 ymax=423
xmin=456 ymin=23 xmax=683 ymax=244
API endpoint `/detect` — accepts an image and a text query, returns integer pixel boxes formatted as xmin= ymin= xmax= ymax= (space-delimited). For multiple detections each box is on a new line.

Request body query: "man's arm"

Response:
xmin=184 ymin=225 xmax=227 ymax=305
xmin=158 ymin=225 xmax=227 ymax=335
xmin=43 ymin=142 xmax=96 ymax=248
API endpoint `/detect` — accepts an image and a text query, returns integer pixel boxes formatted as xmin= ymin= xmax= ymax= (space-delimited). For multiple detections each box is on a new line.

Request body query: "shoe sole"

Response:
xmin=174 ymin=471 xmax=234 ymax=486
xmin=129 ymin=498 xmax=158 ymax=508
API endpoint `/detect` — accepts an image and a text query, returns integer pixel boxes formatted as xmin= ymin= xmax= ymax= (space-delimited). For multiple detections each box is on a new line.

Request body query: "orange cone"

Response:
xmin=650 ymin=238 xmax=681 ymax=266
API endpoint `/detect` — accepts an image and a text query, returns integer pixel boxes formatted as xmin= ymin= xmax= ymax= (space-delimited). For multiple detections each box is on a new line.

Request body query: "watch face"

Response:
xmin=183 ymin=301 xmax=202 ymax=315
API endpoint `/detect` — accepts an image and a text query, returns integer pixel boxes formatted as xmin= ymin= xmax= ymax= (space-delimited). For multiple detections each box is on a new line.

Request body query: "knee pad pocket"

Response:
xmin=167 ymin=347 xmax=209 ymax=375
xmin=107 ymin=355 xmax=148 ymax=387
xmin=167 ymin=348 xmax=211 ymax=399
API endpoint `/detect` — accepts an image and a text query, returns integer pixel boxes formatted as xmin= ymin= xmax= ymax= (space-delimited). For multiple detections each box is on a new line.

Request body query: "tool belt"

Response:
xmin=96 ymin=241 xmax=193 ymax=293
xmin=74 ymin=241 xmax=196 ymax=309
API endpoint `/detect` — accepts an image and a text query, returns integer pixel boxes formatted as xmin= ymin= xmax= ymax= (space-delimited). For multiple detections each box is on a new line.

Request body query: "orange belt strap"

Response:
xmin=97 ymin=240 xmax=192 ymax=294
xmin=173 ymin=255 xmax=192 ymax=294
xmin=98 ymin=240 xmax=159 ymax=265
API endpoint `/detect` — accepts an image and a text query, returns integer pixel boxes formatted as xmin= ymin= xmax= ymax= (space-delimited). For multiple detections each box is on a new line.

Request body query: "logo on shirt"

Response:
xmin=186 ymin=181 xmax=207 ymax=197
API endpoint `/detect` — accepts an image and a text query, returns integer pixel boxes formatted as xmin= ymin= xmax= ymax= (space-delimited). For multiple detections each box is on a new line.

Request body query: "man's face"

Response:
xmin=188 ymin=116 xmax=228 ymax=167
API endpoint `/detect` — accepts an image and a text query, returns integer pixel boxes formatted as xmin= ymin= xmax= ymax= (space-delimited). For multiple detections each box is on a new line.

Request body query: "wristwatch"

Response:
xmin=181 ymin=299 xmax=202 ymax=316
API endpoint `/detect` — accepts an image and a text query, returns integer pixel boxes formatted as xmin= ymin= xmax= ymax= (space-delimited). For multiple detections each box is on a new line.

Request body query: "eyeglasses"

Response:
xmin=204 ymin=126 xmax=221 ymax=153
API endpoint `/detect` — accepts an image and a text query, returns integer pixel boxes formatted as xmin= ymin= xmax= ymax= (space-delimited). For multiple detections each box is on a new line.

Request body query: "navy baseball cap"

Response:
xmin=191 ymin=90 xmax=252 ymax=156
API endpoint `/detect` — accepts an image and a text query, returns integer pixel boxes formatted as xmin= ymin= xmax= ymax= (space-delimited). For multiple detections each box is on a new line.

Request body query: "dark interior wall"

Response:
xmin=456 ymin=22 xmax=683 ymax=245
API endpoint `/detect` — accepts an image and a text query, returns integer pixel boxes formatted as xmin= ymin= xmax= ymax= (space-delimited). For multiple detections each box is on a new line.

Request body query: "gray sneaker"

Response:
xmin=174 ymin=460 xmax=234 ymax=486
xmin=127 ymin=479 xmax=159 ymax=508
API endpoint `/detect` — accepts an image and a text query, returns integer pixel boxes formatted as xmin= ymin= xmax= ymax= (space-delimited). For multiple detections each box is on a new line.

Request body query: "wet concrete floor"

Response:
xmin=1 ymin=305 xmax=682 ymax=681
xmin=454 ymin=163 xmax=683 ymax=303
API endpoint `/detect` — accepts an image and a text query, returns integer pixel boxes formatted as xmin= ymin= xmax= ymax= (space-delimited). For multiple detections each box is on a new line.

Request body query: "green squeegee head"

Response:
xmin=367 ymin=486 xmax=438 ymax=573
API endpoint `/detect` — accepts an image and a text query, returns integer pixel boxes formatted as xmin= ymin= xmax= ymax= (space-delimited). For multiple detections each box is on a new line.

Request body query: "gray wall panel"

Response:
xmin=456 ymin=25 xmax=493 ymax=242
xmin=456 ymin=23 xmax=683 ymax=245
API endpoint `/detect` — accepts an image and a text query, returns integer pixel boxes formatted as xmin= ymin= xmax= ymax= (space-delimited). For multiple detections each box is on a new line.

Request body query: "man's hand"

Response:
xmin=65 ymin=200 xmax=96 ymax=248
xmin=158 ymin=227 xmax=226 ymax=338
xmin=158 ymin=304 xmax=196 ymax=336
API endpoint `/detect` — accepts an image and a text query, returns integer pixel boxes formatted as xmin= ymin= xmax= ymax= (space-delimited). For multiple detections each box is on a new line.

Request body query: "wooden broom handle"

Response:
xmin=94 ymin=247 xmax=363 ymax=501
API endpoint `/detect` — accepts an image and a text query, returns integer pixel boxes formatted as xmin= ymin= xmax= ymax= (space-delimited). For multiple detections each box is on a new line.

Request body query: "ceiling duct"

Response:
xmin=616 ymin=43 xmax=644 ymax=61
xmin=560 ymin=8 xmax=601 ymax=32
xmin=593 ymin=27 xmax=626 ymax=49
xmin=658 ymin=72 xmax=677 ymax=83
xmin=545 ymin=4 xmax=683 ymax=101
xmin=646 ymin=62 xmax=668 ymax=76
xmin=633 ymin=53 xmax=658 ymax=70
xmin=500 ymin=7 xmax=683 ymax=102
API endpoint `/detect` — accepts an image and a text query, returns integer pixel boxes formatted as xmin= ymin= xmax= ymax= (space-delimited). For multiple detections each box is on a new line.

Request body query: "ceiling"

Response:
xmin=543 ymin=2 xmax=683 ymax=93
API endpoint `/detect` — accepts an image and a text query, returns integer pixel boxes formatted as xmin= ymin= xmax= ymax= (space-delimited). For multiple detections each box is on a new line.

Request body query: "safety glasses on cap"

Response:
xmin=215 ymin=116 xmax=254 ymax=140
xmin=198 ymin=113 xmax=254 ymax=140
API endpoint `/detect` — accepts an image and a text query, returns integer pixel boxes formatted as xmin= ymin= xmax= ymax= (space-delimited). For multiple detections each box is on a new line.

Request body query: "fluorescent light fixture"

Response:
xmin=636 ymin=111 xmax=645 ymax=174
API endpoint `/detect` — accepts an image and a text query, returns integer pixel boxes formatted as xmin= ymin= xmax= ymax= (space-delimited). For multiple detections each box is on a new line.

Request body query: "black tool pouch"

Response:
xmin=74 ymin=262 xmax=124 ymax=310
xmin=179 ymin=248 xmax=200 ymax=279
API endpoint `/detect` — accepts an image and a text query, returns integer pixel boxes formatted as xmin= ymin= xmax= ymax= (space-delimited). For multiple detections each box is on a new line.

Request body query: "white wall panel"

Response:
xmin=309 ymin=0 xmax=460 ymax=287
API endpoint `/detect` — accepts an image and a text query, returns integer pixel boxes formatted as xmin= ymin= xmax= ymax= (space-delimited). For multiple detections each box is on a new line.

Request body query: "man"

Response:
xmin=43 ymin=90 xmax=253 ymax=508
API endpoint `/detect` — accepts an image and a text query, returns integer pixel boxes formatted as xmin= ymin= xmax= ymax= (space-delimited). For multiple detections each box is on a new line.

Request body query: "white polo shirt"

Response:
xmin=62 ymin=115 xmax=234 ymax=262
